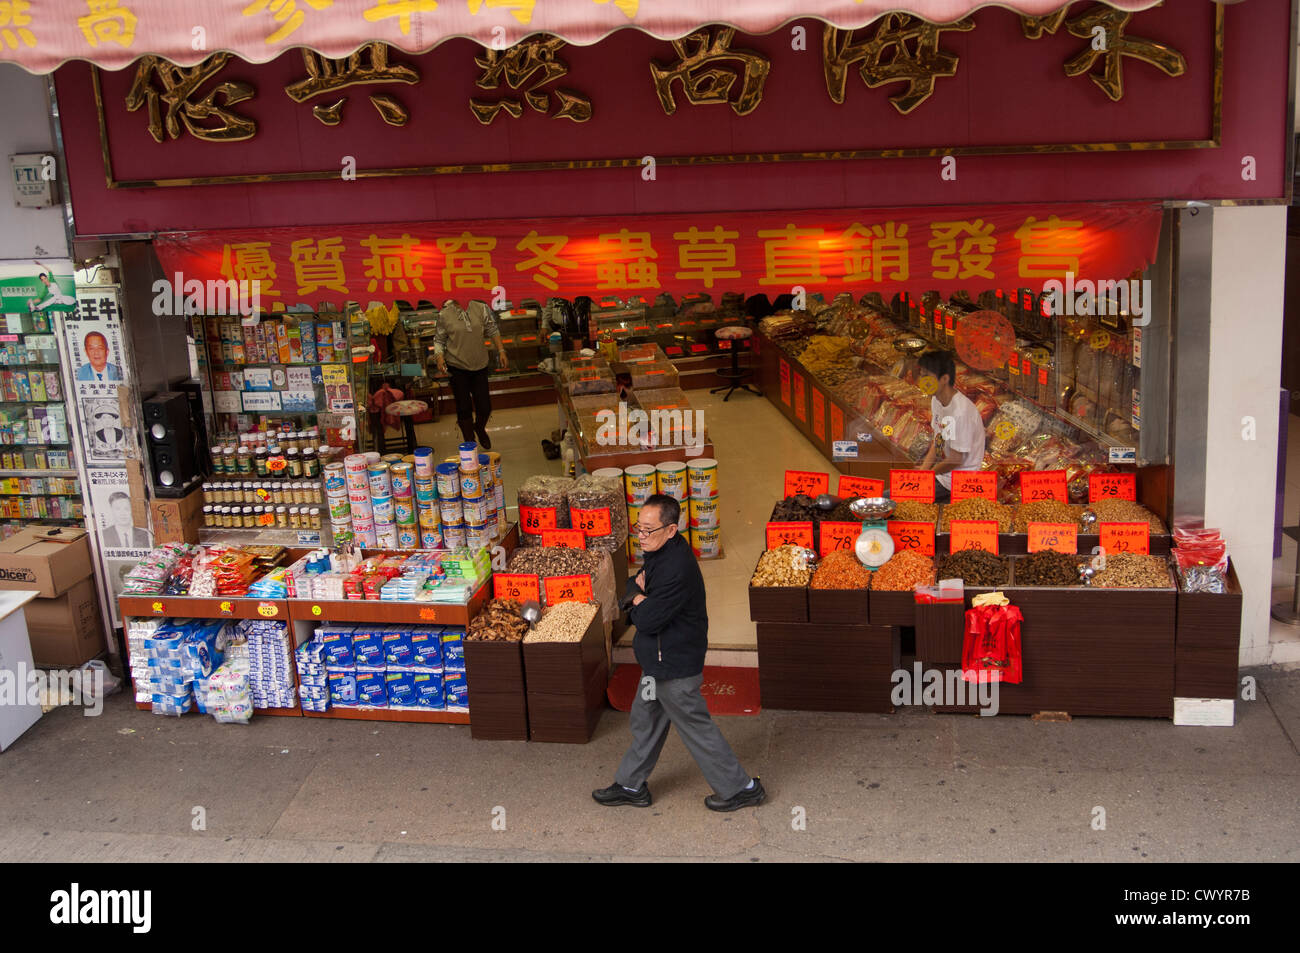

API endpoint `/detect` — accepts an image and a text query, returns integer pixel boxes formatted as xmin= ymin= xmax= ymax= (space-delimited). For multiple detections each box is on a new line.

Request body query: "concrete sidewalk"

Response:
xmin=2 ymin=666 xmax=1297 ymax=863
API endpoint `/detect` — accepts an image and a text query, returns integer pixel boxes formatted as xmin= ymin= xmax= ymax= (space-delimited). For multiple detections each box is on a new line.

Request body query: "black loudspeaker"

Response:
xmin=143 ymin=392 xmax=201 ymax=496
xmin=168 ymin=377 xmax=211 ymax=477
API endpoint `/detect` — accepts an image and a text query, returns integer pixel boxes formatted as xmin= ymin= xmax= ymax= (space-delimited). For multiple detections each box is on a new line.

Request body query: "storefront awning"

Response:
xmin=7 ymin=1 xmax=1164 ymax=75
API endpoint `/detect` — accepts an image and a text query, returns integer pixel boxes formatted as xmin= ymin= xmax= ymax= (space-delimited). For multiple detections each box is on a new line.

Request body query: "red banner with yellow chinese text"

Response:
xmin=154 ymin=202 xmax=1161 ymax=307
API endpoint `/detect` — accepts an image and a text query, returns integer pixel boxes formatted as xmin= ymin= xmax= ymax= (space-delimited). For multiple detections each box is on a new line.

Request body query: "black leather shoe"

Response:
xmin=592 ymin=781 xmax=652 ymax=807
xmin=705 ymin=778 xmax=766 ymax=812
xmin=475 ymin=426 xmax=492 ymax=450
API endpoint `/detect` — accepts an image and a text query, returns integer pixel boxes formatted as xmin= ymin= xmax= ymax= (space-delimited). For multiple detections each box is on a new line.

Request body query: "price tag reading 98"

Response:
xmin=889 ymin=469 xmax=936 ymax=503
xmin=886 ymin=520 xmax=936 ymax=557
xmin=1098 ymin=522 xmax=1150 ymax=555
xmin=783 ymin=470 xmax=829 ymax=498
xmin=817 ymin=521 xmax=860 ymax=557
xmin=1019 ymin=470 xmax=1068 ymax=503
xmin=544 ymin=574 xmax=594 ymax=605
xmin=1089 ymin=473 xmax=1137 ymax=503
xmin=493 ymin=572 xmax=541 ymax=603
xmin=949 ymin=471 xmax=997 ymax=502
xmin=765 ymin=521 xmax=815 ymax=550
xmin=1027 ymin=522 xmax=1078 ymax=554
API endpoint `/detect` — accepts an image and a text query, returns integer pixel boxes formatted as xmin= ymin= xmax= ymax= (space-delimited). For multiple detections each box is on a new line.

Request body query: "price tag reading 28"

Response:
xmin=1020 ymin=470 xmax=1068 ymax=503
xmin=886 ymin=520 xmax=936 ymax=557
xmin=544 ymin=574 xmax=594 ymax=605
xmin=783 ymin=470 xmax=829 ymax=497
xmin=890 ymin=469 xmax=936 ymax=503
xmin=949 ymin=471 xmax=997 ymax=502
xmin=765 ymin=521 xmax=815 ymax=550
xmin=493 ymin=572 xmax=541 ymax=603
xmin=1099 ymin=522 xmax=1150 ymax=555
xmin=817 ymin=521 xmax=860 ymax=557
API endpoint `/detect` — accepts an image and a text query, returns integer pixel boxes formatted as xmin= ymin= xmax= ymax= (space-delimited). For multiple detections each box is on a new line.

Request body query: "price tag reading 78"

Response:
xmin=493 ymin=573 xmax=541 ymax=603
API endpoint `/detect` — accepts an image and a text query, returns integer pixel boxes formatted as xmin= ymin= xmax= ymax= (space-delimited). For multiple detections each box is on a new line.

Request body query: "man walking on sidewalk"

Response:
xmin=592 ymin=494 xmax=765 ymax=812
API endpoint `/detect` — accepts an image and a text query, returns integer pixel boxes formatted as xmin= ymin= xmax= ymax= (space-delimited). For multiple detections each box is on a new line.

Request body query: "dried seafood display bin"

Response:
xmin=522 ymin=606 xmax=607 ymax=743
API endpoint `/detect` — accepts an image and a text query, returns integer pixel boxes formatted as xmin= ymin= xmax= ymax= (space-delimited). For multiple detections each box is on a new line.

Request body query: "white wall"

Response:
xmin=1204 ymin=205 xmax=1287 ymax=666
xmin=0 ymin=63 xmax=68 ymax=261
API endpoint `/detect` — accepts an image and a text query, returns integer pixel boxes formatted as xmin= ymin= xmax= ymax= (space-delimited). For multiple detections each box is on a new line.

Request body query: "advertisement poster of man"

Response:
xmin=0 ymin=261 xmax=77 ymax=315
xmin=88 ymin=468 xmax=151 ymax=567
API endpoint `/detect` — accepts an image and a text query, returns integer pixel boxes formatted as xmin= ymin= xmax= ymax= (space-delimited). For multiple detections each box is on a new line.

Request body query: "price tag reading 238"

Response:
xmin=1020 ymin=470 xmax=1068 ymax=503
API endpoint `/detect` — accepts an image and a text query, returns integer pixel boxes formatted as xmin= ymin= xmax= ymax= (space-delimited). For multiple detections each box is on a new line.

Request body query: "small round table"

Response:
xmin=387 ymin=399 xmax=429 ymax=453
xmin=710 ymin=325 xmax=761 ymax=401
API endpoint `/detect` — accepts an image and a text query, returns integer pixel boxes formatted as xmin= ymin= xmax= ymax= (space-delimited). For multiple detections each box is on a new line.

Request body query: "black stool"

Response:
xmin=710 ymin=326 xmax=761 ymax=401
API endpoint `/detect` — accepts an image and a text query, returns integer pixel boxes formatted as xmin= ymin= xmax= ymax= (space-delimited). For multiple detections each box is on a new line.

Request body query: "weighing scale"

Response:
xmin=847 ymin=497 xmax=897 ymax=570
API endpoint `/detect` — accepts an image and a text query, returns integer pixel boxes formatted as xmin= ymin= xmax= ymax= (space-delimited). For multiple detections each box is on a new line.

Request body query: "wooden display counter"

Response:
xmin=756 ymin=623 xmax=899 ymax=713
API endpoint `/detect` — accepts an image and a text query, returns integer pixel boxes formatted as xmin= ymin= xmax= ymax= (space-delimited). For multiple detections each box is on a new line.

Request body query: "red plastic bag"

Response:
xmin=962 ymin=603 xmax=1023 ymax=684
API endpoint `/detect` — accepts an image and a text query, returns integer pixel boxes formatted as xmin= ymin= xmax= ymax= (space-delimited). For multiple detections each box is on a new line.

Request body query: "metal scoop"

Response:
xmin=520 ymin=600 xmax=542 ymax=628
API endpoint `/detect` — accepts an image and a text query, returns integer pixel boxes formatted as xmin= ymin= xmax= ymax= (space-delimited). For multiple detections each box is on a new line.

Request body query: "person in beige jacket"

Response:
xmin=432 ymin=299 xmax=508 ymax=449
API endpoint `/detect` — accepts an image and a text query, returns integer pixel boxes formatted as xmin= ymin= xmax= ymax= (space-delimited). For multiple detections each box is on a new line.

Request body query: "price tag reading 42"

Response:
xmin=1099 ymin=522 xmax=1150 ymax=555
xmin=1020 ymin=470 xmax=1069 ymax=503
xmin=949 ymin=471 xmax=997 ymax=502
xmin=838 ymin=475 xmax=884 ymax=498
xmin=817 ymin=521 xmax=860 ymax=557
xmin=890 ymin=469 xmax=936 ymax=503
xmin=493 ymin=572 xmax=541 ymax=603
xmin=887 ymin=520 xmax=936 ymax=557
xmin=765 ymin=521 xmax=815 ymax=550
xmin=949 ymin=520 xmax=999 ymax=554
xmin=1089 ymin=472 xmax=1137 ymax=503
xmin=542 ymin=529 xmax=587 ymax=550
xmin=1027 ymin=522 xmax=1078 ymax=554
xmin=544 ymin=574 xmax=594 ymax=605
xmin=783 ymin=470 xmax=829 ymax=497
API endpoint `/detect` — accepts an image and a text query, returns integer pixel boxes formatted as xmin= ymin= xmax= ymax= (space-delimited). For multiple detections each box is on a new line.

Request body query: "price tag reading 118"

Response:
xmin=1027 ymin=522 xmax=1078 ymax=554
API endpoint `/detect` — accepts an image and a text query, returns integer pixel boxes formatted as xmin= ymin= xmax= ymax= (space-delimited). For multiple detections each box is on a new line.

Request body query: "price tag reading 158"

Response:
xmin=890 ymin=469 xmax=936 ymax=503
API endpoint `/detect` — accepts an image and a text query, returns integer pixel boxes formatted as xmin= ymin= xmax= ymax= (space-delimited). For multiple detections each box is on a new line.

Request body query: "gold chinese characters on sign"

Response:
xmin=126 ymin=54 xmax=256 ymax=143
xmin=650 ymin=27 xmax=771 ymax=116
xmin=471 ymin=36 xmax=592 ymax=124
xmin=823 ymin=16 xmax=974 ymax=115
xmin=285 ymin=42 xmax=418 ymax=126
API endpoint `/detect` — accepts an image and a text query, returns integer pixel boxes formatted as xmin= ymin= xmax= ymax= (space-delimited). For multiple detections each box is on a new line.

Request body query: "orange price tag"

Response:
xmin=1089 ymin=473 xmax=1137 ymax=503
xmin=887 ymin=521 xmax=936 ymax=557
xmin=784 ymin=470 xmax=830 ymax=497
xmin=151 ymin=600 xmax=165 ymax=615
xmin=838 ymin=475 xmax=884 ymax=498
xmin=1027 ymin=522 xmax=1078 ymax=554
xmin=793 ymin=375 xmax=807 ymax=421
xmin=765 ymin=521 xmax=815 ymax=550
xmin=219 ymin=600 xmax=234 ymax=615
xmin=1099 ymin=522 xmax=1150 ymax=555
xmin=890 ymin=469 xmax=936 ymax=503
xmin=818 ymin=521 xmax=860 ymax=557
xmin=778 ymin=358 xmax=791 ymax=406
xmin=542 ymin=529 xmax=587 ymax=549
xmin=949 ymin=471 xmax=997 ymax=502
xmin=544 ymin=574 xmax=594 ymax=605
xmin=267 ymin=457 xmax=287 ymax=473
xmin=519 ymin=505 xmax=558 ymax=534
xmin=493 ymin=573 xmax=541 ymax=603
xmin=419 ymin=608 xmax=438 ymax=621
xmin=949 ymin=520 xmax=999 ymax=554
xmin=257 ymin=601 xmax=279 ymax=618
xmin=830 ymin=404 xmax=845 ymax=443
xmin=311 ymin=604 xmax=323 ymax=616
xmin=570 ymin=507 xmax=612 ymax=537
xmin=1020 ymin=470 xmax=1068 ymax=503
xmin=812 ymin=389 xmax=826 ymax=440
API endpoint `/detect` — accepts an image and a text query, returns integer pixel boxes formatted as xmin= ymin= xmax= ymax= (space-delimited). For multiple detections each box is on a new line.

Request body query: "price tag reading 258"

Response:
xmin=949 ymin=471 xmax=997 ymax=502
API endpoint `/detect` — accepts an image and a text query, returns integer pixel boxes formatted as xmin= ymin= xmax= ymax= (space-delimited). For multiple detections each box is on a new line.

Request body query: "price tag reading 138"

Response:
xmin=949 ymin=520 xmax=999 ymax=554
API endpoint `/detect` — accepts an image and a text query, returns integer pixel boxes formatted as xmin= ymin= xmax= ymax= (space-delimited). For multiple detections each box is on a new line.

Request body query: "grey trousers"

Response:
xmin=614 ymin=673 xmax=751 ymax=799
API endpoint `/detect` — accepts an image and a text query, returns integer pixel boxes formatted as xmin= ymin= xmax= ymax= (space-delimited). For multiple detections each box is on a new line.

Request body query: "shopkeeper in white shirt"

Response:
xmin=918 ymin=349 xmax=986 ymax=504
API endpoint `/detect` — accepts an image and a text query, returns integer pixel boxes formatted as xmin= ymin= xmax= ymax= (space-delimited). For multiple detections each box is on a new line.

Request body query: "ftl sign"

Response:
xmin=10 ymin=153 xmax=57 ymax=208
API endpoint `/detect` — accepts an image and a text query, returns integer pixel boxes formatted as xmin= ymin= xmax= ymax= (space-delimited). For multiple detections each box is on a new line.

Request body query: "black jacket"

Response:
xmin=626 ymin=532 xmax=708 ymax=680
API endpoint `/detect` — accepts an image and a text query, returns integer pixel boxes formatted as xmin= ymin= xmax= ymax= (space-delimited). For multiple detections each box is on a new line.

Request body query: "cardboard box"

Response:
xmin=23 ymin=576 xmax=104 ymax=667
xmin=150 ymin=486 xmax=205 ymax=544
xmin=0 ymin=526 xmax=93 ymax=598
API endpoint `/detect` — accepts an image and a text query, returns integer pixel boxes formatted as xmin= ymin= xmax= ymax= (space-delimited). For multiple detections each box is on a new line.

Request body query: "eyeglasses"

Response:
xmin=634 ymin=523 xmax=672 ymax=538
